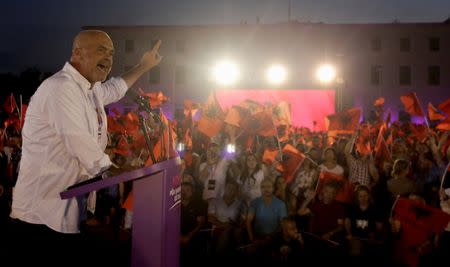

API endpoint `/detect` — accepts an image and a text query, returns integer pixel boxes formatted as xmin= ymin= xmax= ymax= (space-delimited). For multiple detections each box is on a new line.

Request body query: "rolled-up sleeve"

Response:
xmin=47 ymin=81 xmax=111 ymax=176
xmin=94 ymin=77 xmax=128 ymax=106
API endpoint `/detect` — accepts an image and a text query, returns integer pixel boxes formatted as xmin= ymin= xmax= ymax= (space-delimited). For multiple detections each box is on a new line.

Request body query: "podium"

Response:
xmin=60 ymin=157 xmax=182 ymax=267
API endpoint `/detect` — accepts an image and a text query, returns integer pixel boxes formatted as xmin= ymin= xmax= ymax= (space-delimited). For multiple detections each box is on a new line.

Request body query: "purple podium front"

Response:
xmin=60 ymin=157 xmax=182 ymax=267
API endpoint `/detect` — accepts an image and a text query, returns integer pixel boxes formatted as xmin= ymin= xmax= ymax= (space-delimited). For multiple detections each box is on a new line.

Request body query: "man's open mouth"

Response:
xmin=97 ymin=63 xmax=109 ymax=73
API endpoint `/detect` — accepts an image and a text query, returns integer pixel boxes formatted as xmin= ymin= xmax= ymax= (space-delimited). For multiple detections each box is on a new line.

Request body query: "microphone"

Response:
xmin=126 ymin=89 xmax=161 ymax=122
xmin=126 ymin=89 xmax=153 ymax=113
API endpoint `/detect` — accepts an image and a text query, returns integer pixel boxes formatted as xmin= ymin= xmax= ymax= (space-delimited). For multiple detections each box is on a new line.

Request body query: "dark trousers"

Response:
xmin=6 ymin=219 xmax=85 ymax=267
xmin=6 ymin=218 xmax=130 ymax=267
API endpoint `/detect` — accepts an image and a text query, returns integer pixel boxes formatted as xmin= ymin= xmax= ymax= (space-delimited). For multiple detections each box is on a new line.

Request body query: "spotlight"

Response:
xmin=212 ymin=60 xmax=240 ymax=86
xmin=316 ymin=64 xmax=336 ymax=84
xmin=266 ymin=64 xmax=287 ymax=85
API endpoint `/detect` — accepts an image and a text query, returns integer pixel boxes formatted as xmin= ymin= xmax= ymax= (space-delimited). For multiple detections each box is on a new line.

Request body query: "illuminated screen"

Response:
xmin=216 ymin=89 xmax=335 ymax=131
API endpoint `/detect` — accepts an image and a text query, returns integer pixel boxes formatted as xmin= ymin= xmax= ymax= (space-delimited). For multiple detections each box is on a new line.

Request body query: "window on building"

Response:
xmin=149 ymin=66 xmax=161 ymax=84
xmin=399 ymin=66 xmax=411 ymax=85
xmin=428 ymin=65 xmax=440 ymax=85
xmin=429 ymin=37 xmax=440 ymax=52
xmin=176 ymin=40 xmax=186 ymax=53
xmin=400 ymin=38 xmax=410 ymax=52
xmin=371 ymin=38 xmax=381 ymax=51
xmin=125 ymin=39 xmax=134 ymax=53
xmin=371 ymin=65 xmax=382 ymax=85
xmin=175 ymin=66 xmax=186 ymax=84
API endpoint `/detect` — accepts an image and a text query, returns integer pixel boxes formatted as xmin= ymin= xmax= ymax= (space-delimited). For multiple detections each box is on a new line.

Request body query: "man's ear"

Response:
xmin=72 ymin=47 xmax=83 ymax=59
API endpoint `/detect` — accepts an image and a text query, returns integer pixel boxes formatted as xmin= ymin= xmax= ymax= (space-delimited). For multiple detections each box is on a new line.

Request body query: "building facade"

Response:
xmin=86 ymin=20 xmax=450 ymax=119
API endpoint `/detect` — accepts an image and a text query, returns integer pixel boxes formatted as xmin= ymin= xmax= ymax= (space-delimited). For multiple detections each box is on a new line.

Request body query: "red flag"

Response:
xmin=437 ymin=118 xmax=450 ymax=131
xmin=393 ymin=198 xmax=450 ymax=235
xmin=374 ymin=97 xmax=385 ymax=107
xmin=197 ymin=117 xmax=223 ymax=138
xmin=317 ymin=171 xmax=354 ymax=204
xmin=374 ymin=125 xmax=392 ymax=162
xmin=113 ymin=135 xmax=132 ymax=156
xmin=400 ymin=92 xmax=424 ymax=116
xmin=3 ymin=94 xmax=19 ymax=114
xmin=281 ymin=144 xmax=305 ymax=183
xmin=240 ymin=110 xmax=277 ymax=137
xmin=238 ymin=99 xmax=264 ymax=115
xmin=273 ymin=101 xmax=292 ymax=126
xmin=410 ymin=123 xmax=428 ymax=143
xmin=123 ymin=112 xmax=140 ymax=137
xmin=197 ymin=93 xmax=225 ymax=138
xmin=438 ymin=98 xmax=450 ymax=116
xmin=262 ymin=148 xmax=279 ymax=165
xmin=224 ymin=106 xmax=244 ymax=128
xmin=107 ymin=116 xmax=123 ymax=133
xmin=428 ymin=102 xmax=446 ymax=121
xmin=392 ymin=197 xmax=450 ymax=267
xmin=326 ymin=107 xmax=362 ymax=135
xmin=145 ymin=113 xmax=178 ymax=164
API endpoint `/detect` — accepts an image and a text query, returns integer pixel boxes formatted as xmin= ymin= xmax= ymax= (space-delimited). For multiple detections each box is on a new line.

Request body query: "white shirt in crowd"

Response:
xmin=11 ymin=62 xmax=128 ymax=233
xmin=238 ymin=169 xmax=264 ymax=206
xmin=200 ymin=159 xmax=229 ymax=201
xmin=319 ymin=164 xmax=345 ymax=176
xmin=208 ymin=197 xmax=243 ymax=224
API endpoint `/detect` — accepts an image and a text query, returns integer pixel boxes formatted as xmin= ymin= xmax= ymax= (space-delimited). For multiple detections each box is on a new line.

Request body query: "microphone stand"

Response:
xmin=138 ymin=114 xmax=158 ymax=164
xmin=129 ymin=90 xmax=171 ymax=163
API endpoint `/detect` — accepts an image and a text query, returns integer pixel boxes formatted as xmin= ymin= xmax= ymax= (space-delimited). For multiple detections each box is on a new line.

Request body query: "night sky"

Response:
xmin=1 ymin=0 xmax=449 ymax=73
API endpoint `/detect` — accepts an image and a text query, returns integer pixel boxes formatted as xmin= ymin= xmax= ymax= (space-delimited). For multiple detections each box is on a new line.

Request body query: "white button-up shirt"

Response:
xmin=11 ymin=62 xmax=128 ymax=233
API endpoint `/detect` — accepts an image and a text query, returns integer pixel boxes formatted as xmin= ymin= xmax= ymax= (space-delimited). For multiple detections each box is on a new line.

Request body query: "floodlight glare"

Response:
xmin=212 ymin=60 xmax=240 ymax=86
xmin=226 ymin=143 xmax=236 ymax=154
xmin=316 ymin=64 xmax=336 ymax=84
xmin=266 ymin=64 xmax=287 ymax=85
xmin=176 ymin=142 xmax=185 ymax=152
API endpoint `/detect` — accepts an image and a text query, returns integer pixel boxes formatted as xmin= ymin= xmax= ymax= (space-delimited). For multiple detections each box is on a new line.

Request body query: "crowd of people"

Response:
xmin=2 ymin=95 xmax=450 ymax=267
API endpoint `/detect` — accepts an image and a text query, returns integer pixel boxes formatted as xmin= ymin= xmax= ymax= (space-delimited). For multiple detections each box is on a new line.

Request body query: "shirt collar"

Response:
xmin=63 ymin=62 xmax=92 ymax=91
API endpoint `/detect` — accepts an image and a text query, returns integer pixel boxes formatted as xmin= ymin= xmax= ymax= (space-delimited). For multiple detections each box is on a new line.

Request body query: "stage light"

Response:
xmin=266 ymin=64 xmax=287 ymax=85
xmin=316 ymin=64 xmax=336 ymax=84
xmin=212 ymin=60 xmax=240 ymax=86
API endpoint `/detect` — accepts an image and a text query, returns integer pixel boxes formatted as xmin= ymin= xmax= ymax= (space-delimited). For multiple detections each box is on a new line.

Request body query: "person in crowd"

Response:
xmin=271 ymin=217 xmax=305 ymax=267
xmin=208 ymin=180 xmax=245 ymax=262
xmin=345 ymin=185 xmax=384 ymax=266
xmin=289 ymin=153 xmax=319 ymax=199
xmin=297 ymin=183 xmax=346 ymax=265
xmin=181 ymin=181 xmax=208 ymax=267
xmin=319 ymin=147 xmax=345 ymax=176
xmin=387 ymin=159 xmax=419 ymax=198
xmin=199 ymin=143 xmax=230 ymax=203
xmin=238 ymin=153 xmax=264 ymax=207
xmin=345 ymin=133 xmax=379 ymax=188
xmin=247 ymin=178 xmax=287 ymax=243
